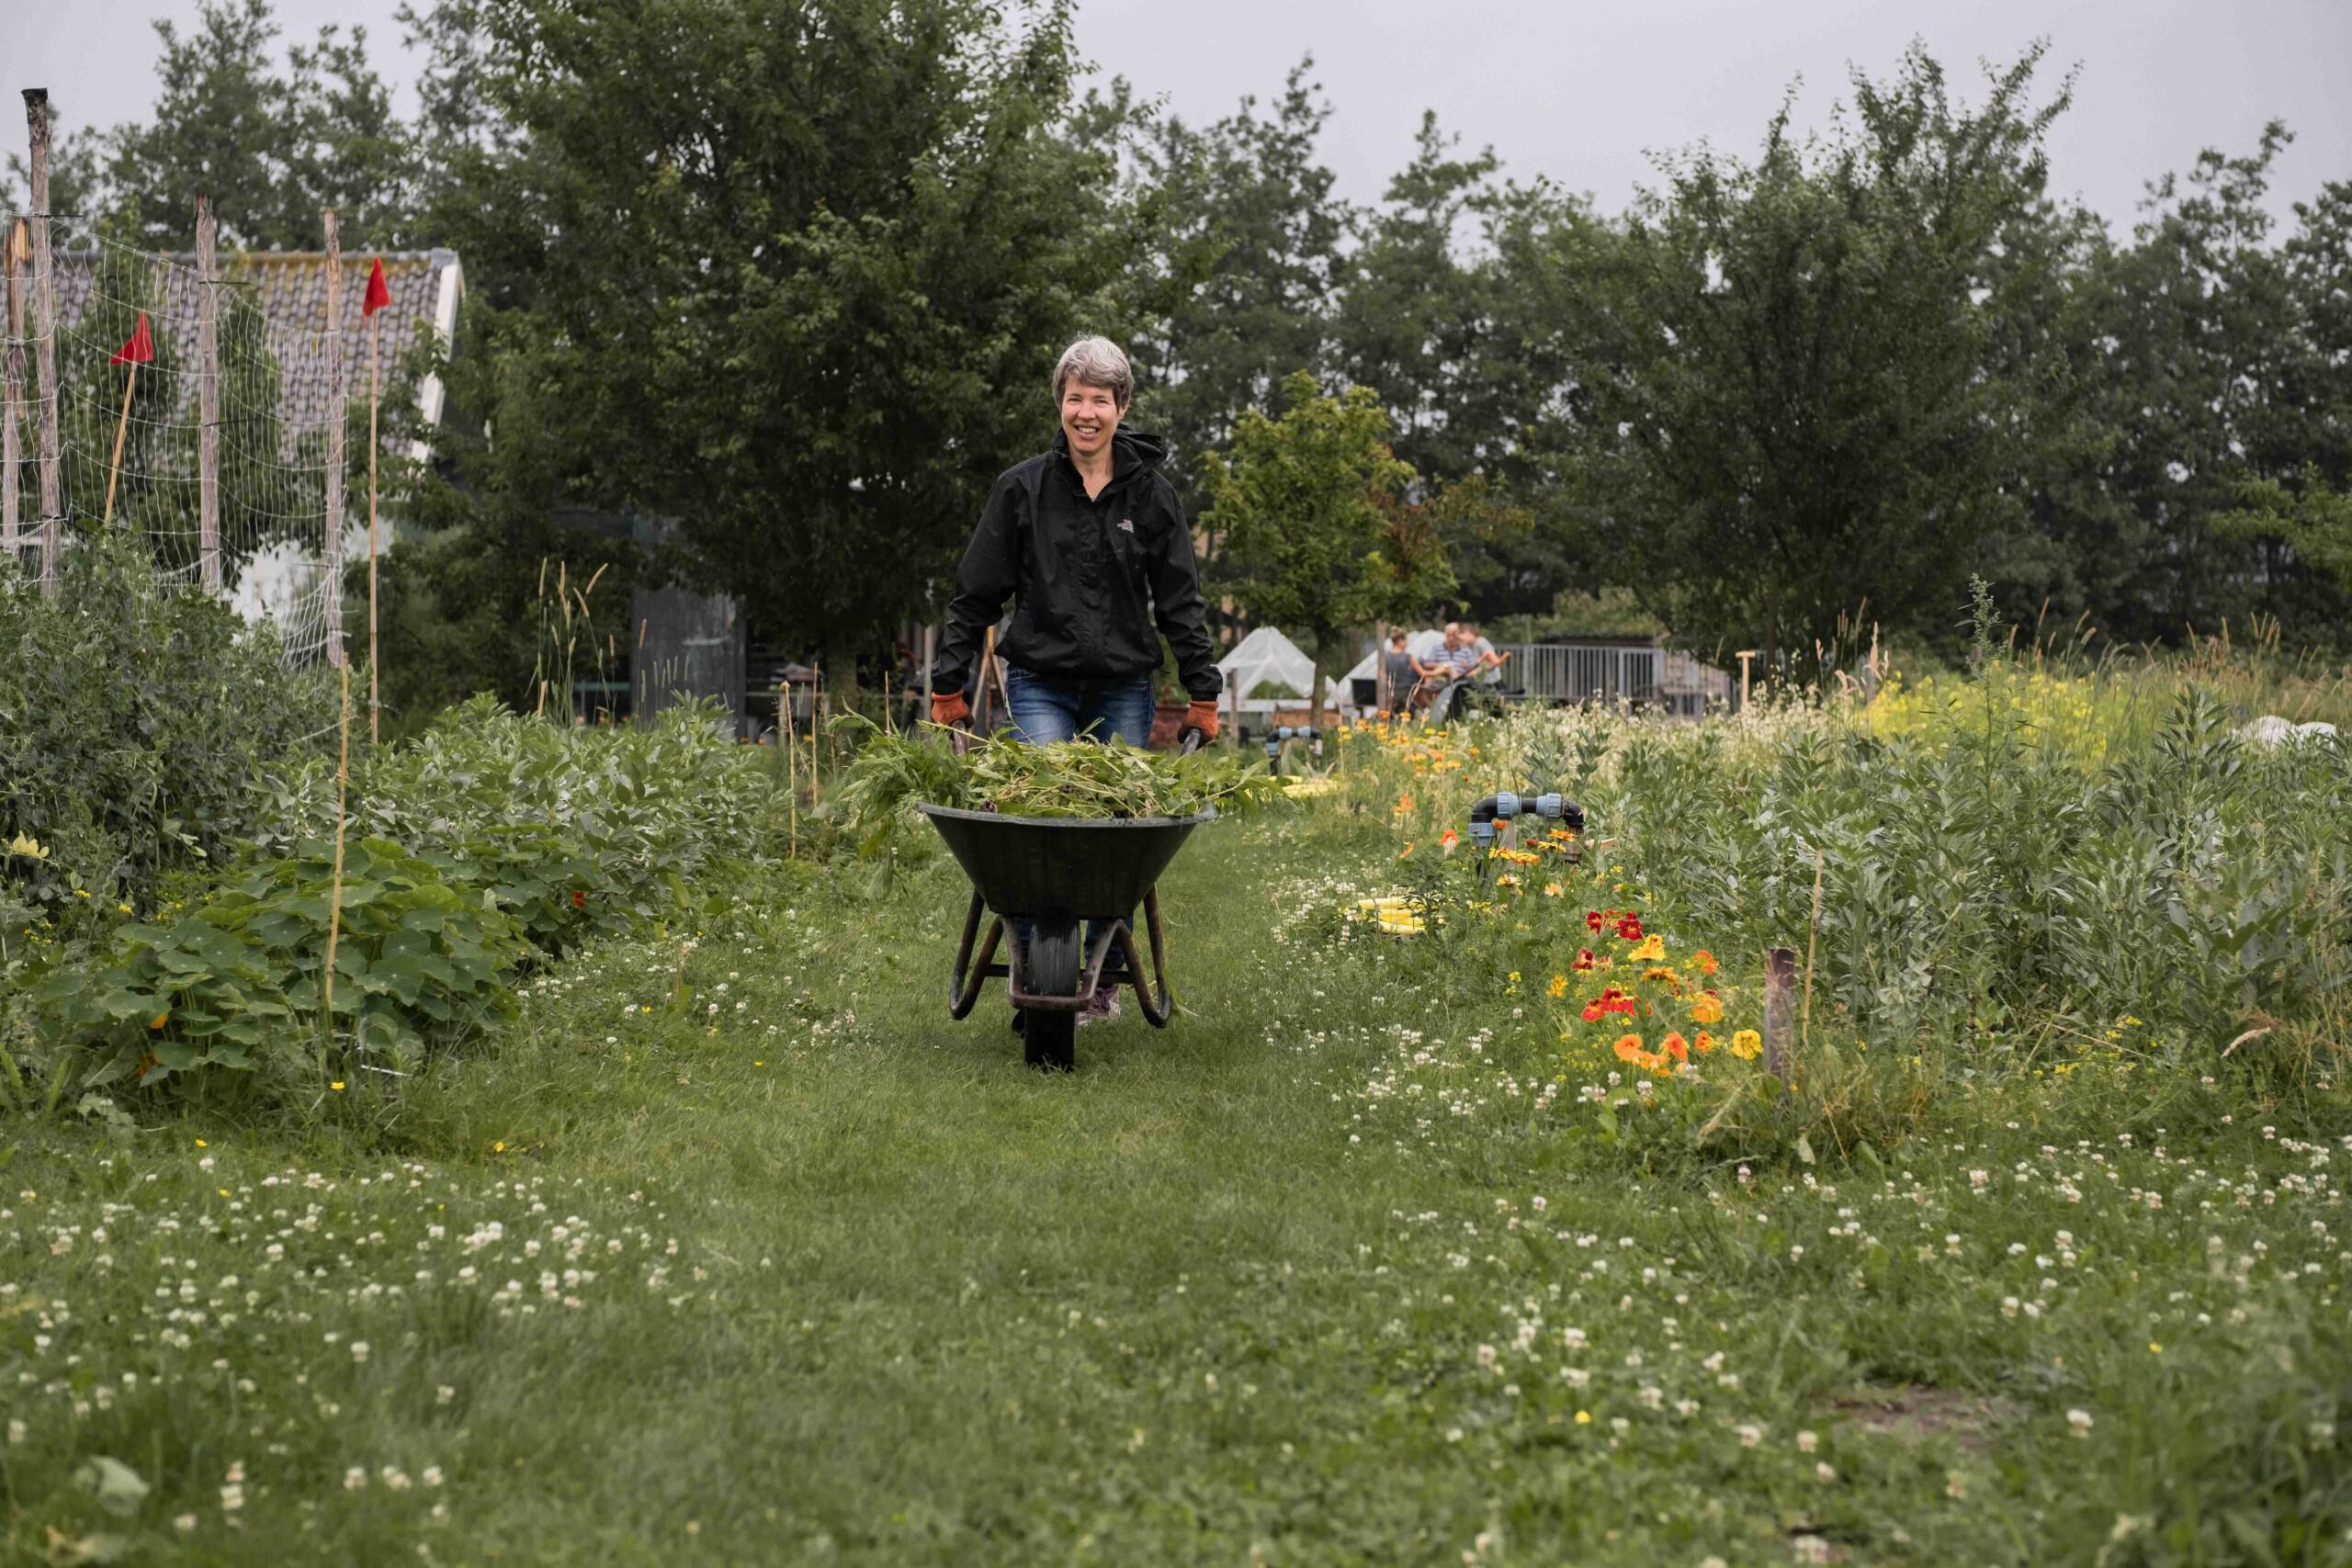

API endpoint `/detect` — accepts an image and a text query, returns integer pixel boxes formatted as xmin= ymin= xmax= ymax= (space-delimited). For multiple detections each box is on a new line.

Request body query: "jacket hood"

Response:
xmin=1053 ymin=427 xmax=1170 ymax=476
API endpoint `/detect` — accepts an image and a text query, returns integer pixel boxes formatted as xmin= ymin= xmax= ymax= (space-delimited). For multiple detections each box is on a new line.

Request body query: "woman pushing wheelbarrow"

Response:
xmin=925 ymin=337 xmax=1227 ymax=1066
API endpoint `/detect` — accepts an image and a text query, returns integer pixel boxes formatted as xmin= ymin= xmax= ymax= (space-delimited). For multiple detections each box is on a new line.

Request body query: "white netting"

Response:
xmin=3 ymin=210 xmax=356 ymax=664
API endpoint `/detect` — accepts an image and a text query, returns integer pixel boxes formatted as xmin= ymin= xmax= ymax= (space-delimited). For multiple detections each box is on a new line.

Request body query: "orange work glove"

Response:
xmin=1182 ymin=699 xmax=1220 ymax=743
xmin=931 ymin=690 xmax=971 ymax=728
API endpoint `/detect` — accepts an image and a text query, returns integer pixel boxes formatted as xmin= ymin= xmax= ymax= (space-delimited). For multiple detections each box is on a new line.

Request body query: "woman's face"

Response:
xmin=1060 ymin=379 xmax=1124 ymax=463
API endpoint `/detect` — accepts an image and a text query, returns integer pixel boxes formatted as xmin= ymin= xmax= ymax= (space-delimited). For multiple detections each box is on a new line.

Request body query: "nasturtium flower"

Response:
xmin=1661 ymin=1032 xmax=1690 ymax=1061
xmin=1693 ymin=1031 xmax=1716 ymax=1054
xmin=1573 ymin=948 xmax=1597 ymax=971
xmin=1586 ymin=910 xmax=1605 ymax=932
xmin=1690 ymin=994 xmax=1724 ymax=1026
xmin=1629 ymin=933 xmax=1666 ymax=962
xmin=1692 ymin=950 xmax=1719 ymax=976
xmin=1731 ymin=1029 xmax=1763 ymax=1061
xmin=1548 ymin=974 xmax=1568 ymax=998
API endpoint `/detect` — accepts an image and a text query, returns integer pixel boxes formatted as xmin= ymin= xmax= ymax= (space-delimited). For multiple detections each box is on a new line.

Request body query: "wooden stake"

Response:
xmin=1803 ymin=848 xmax=1825 ymax=1050
xmin=784 ymin=682 xmax=797 ymax=858
xmin=978 ymin=626 xmax=997 ymax=733
xmin=1762 ymin=947 xmax=1796 ymax=1080
xmin=1736 ymin=649 xmax=1757 ymax=712
xmin=101 ymin=360 xmax=135 ymax=523
xmin=195 ymin=196 xmax=220 ymax=592
xmin=322 ymin=643 xmax=352 ymax=1074
xmin=22 ymin=92 xmax=62 ymax=598
xmin=368 ymin=304 xmax=380 ymax=740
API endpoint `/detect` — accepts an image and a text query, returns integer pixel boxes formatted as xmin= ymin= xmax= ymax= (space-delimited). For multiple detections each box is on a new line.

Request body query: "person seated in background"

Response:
xmin=1379 ymin=630 xmax=1419 ymax=716
xmin=1415 ymin=624 xmax=1483 ymax=720
xmin=1465 ymin=622 xmax=1510 ymax=686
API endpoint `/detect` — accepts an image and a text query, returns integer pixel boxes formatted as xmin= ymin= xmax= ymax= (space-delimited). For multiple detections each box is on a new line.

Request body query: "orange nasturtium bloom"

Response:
xmin=1660 ymin=1031 xmax=1690 ymax=1062
xmin=1693 ymin=950 xmax=1719 ymax=976
xmin=1693 ymin=1031 xmax=1717 ymax=1054
xmin=1612 ymin=1033 xmax=1647 ymax=1064
xmin=1690 ymin=994 xmax=1724 ymax=1026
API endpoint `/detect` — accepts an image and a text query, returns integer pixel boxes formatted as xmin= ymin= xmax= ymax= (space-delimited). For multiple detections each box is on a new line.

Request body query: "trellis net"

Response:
xmin=2 ymin=211 xmax=356 ymax=664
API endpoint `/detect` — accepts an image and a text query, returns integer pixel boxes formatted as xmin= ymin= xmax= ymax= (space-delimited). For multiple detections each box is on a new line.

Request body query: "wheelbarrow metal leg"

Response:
xmin=947 ymin=890 xmax=1005 ymax=1021
xmin=1120 ymin=886 xmax=1176 ymax=1027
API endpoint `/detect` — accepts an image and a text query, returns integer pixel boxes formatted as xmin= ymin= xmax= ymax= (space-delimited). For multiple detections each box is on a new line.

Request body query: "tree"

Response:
xmin=1205 ymin=371 xmax=1454 ymax=716
xmin=6 ymin=0 xmax=417 ymax=251
xmin=1122 ymin=60 xmax=1354 ymax=518
xmin=405 ymin=0 xmax=1152 ymax=686
xmin=1566 ymin=45 xmax=2073 ymax=669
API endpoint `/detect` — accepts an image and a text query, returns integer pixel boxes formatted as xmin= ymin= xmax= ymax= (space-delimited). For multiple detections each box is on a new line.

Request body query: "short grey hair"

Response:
xmin=1052 ymin=336 xmax=1134 ymax=409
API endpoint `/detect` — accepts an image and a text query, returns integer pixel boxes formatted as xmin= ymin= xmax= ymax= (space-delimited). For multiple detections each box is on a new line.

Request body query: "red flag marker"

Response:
xmin=103 ymin=310 xmax=154 ymax=521
xmin=109 ymin=309 xmax=154 ymax=365
xmin=362 ymin=256 xmax=390 ymax=318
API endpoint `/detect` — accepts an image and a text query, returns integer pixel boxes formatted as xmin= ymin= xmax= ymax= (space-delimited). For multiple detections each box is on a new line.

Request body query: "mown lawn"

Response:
xmin=6 ymin=802 xmax=2349 ymax=1564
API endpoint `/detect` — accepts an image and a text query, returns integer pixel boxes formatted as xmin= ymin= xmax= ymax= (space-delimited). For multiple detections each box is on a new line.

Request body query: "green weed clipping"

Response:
xmin=830 ymin=720 xmax=1283 ymax=858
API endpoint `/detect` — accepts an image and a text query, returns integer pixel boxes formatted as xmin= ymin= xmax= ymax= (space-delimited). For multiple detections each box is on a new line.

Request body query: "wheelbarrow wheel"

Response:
xmin=1023 ymin=920 xmax=1080 ymax=1072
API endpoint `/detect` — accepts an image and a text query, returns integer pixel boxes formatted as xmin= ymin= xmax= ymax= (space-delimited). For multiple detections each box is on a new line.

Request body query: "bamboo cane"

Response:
xmin=101 ymin=361 xmax=135 ymax=523
xmin=368 ymin=309 xmax=380 ymax=741
xmin=322 ymin=648 xmax=351 ymax=1076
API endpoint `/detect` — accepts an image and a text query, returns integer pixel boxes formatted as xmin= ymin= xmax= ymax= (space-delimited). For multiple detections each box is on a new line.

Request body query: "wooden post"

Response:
xmin=784 ymin=682 xmax=797 ymax=858
xmin=1736 ymin=649 xmax=1757 ymax=712
xmin=1374 ymin=620 xmax=1389 ymax=715
xmin=195 ymin=196 xmax=221 ymax=592
xmin=2 ymin=219 xmax=25 ymax=558
xmin=1762 ymin=947 xmax=1796 ymax=1079
xmin=322 ymin=209 xmax=345 ymax=666
xmin=23 ymin=92 xmax=62 ymax=598
xmin=368 ymin=286 xmax=381 ymax=740
xmin=1803 ymin=849 xmax=1825 ymax=1050
xmin=322 ymin=620 xmax=352 ymax=1074
xmin=978 ymin=626 xmax=996 ymax=734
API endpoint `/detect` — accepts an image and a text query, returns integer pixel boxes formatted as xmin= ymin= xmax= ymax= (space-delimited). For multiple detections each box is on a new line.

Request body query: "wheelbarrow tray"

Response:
xmin=917 ymin=804 xmax=1216 ymax=922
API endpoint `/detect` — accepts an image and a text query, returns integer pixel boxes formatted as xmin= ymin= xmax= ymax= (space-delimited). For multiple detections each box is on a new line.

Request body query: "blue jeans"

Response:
xmin=1000 ymin=666 xmax=1156 ymax=1005
xmin=1002 ymin=665 xmax=1156 ymax=746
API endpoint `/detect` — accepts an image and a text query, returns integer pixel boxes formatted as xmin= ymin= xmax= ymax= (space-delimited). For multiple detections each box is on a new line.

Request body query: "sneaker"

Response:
xmin=1078 ymin=987 xmax=1122 ymax=1027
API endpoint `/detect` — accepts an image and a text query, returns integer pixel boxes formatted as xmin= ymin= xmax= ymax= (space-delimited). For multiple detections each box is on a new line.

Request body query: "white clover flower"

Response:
xmin=2067 ymin=1408 xmax=2093 ymax=1436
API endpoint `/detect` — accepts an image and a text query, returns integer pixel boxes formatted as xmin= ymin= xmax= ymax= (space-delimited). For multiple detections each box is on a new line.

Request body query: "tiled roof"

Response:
xmin=40 ymin=247 xmax=461 ymax=438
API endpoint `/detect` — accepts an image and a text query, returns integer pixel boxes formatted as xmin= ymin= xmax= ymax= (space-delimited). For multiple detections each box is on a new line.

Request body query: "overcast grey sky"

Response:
xmin=6 ymin=0 xmax=2348 ymax=231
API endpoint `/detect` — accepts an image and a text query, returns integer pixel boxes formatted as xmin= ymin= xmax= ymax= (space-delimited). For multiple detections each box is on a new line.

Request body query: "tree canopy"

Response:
xmin=16 ymin=4 xmax=2350 ymax=694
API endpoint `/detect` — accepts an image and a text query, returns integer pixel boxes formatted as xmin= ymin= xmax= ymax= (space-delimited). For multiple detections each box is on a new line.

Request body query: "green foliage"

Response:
xmin=355 ymin=696 xmax=775 ymax=938
xmin=2212 ymin=467 xmax=2352 ymax=593
xmin=405 ymin=0 xmax=1152 ymax=658
xmin=41 ymin=836 xmax=522 ymax=1087
xmin=830 ymin=721 xmax=1283 ymax=867
xmin=1207 ymin=371 xmax=1454 ymax=696
xmin=0 ymin=536 xmax=332 ymax=921
xmin=5 ymin=0 xmax=418 ymax=249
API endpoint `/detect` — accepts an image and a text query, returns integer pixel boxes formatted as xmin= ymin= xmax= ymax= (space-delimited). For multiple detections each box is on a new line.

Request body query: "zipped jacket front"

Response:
xmin=932 ymin=429 xmax=1222 ymax=702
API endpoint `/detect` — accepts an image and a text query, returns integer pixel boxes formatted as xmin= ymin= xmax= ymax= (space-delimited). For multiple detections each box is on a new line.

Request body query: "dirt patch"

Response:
xmin=1825 ymin=1383 xmax=2026 ymax=1453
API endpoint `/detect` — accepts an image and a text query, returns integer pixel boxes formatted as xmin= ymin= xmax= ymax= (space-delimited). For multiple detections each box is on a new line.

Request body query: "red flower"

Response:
xmin=1615 ymin=916 xmax=1644 ymax=942
xmin=1586 ymin=910 xmax=1604 ymax=932
xmin=1573 ymin=947 xmax=1597 ymax=971
xmin=571 ymin=889 xmax=587 ymax=908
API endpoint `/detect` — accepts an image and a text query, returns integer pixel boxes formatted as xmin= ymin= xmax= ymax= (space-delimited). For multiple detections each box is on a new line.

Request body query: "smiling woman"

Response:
xmin=927 ymin=336 xmax=1225 ymax=755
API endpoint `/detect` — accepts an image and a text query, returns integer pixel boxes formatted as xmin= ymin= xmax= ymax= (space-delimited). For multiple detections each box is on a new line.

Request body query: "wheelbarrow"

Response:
xmin=919 ymin=801 xmax=1214 ymax=1070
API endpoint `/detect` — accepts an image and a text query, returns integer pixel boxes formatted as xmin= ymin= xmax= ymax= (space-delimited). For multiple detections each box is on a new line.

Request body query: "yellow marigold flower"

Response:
xmin=1731 ymin=1029 xmax=1763 ymax=1061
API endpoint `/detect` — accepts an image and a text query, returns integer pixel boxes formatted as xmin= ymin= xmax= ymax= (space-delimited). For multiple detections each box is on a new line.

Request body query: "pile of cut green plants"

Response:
xmin=828 ymin=719 xmax=1283 ymax=863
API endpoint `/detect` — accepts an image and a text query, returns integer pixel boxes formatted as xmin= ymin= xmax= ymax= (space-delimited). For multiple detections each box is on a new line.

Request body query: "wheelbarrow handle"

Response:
xmin=1176 ymin=728 xmax=1205 ymax=756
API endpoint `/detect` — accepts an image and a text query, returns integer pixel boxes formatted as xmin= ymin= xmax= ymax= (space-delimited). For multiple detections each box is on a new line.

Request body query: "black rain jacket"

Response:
xmin=932 ymin=429 xmax=1223 ymax=702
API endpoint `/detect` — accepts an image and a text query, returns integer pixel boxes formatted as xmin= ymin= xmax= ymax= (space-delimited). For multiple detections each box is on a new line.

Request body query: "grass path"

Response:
xmin=6 ymin=812 xmax=2348 ymax=1563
